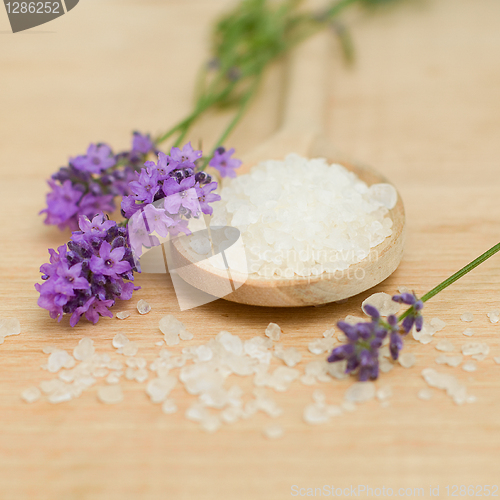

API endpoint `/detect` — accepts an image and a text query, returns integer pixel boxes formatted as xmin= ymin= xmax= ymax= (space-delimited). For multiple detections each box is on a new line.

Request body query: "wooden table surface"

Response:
xmin=1 ymin=0 xmax=500 ymax=498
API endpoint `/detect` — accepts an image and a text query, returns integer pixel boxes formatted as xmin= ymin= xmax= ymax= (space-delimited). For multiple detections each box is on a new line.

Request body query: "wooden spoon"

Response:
xmin=171 ymin=31 xmax=405 ymax=307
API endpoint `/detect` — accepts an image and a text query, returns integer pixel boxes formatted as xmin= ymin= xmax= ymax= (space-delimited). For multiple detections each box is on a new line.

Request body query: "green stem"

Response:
xmin=398 ymin=241 xmax=500 ymax=321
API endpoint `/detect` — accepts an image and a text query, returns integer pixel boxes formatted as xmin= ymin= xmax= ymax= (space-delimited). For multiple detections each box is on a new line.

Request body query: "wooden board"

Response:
xmin=1 ymin=0 xmax=500 ymax=498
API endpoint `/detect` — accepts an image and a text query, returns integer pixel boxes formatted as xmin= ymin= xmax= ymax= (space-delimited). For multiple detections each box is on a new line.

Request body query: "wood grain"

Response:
xmin=1 ymin=1 xmax=500 ymax=499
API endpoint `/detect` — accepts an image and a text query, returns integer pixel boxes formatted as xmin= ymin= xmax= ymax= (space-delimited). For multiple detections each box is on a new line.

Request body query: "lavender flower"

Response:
xmin=41 ymin=132 xmax=156 ymax=231
xmin=209 ymin=147 xmax=242 ymax=178
xmin=36 ymin=213 xmax=139 ymax=326
xmin=196 ymin=182 xmax=221 ymax=215
xmin=392 ymin=292 xmax=424 ymax=333
xmin=327 ymin=292 xmax=424 ymax=380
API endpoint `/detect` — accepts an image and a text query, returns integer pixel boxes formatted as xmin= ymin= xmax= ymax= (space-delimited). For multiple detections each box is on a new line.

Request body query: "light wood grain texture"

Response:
xmin=1 ymin=1 xmax=500 ymax=499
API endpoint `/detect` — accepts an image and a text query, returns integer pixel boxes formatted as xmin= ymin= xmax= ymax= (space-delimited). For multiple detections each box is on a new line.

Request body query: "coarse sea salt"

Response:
xmin=362 ymin=293 xmax=400 ymax=317
xmin=116 ymin=311 xmax=130 ymax=320
xmin=263 ymin=424 xmax=284 ymax=439
xmin=462 ymin=342 xmax=489 ymax=356
xmin=0 ymin=318 xmax=21 ymax=343
xmin=487 ymin=310 xmax=500 ymax=324
xmin=344 ymin=382 xmax=376 ymax=403
xmin=461 ymin=312 xmax=474 ymax=322
xmin=398 ymin=352 xmax=416 ymax=368
xmin=435 ymin=340 xmax=455 ymax=353
xmin=97 ymin=385 xmax=124 ymax=404
xmin=463 ymin=328 xmax=474 ymax=337
xmin=265 ymin=323 xmax=282 ymax=341
xmin=421 ymin=368 xmax=472 ymax=405
xmin=211 ymin=154 xmax=396 ymax=278
xmin=137 ymin=299 xmax=151 ymax=315
xmin=21 ymin=387 xmax=41 ymax=403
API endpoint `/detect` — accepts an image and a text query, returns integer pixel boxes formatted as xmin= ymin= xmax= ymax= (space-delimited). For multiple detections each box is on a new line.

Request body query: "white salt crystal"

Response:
xmin=217 ymin=331 xmax=243 ymax=355
xmin=106 ymin=372 xmax=122 ymax=384
xmin=343 ymin=315 xmax=365 ymax=325
xmin=159 ymin=315 xmax=185 ymax=335
xmin=341 ymin=401 xmax=356 ymax=412
xmin=125 ymin=367 xmax=136 ymax=380
xmin=418 ymin=388 xmax=433 ymax=401
xmin=345 ymin=382 xmax=376 ymax=403
xmin=494 ymin=357 xmax=500 ymax=365
xmin=180 ymin=330 xmax=194 ymax=341
xmin=155 ymin=341 xmax=164 ymax=346
xmin=337 ymin=333 xmax=347 ymax=342
xmin=0 ymin=318 xmax=21 ymax=338
xmin=421 ymin=368 xmax=468 ymax=405
xmin=161 ymin=399 xmax=178 ymax=414
xmin=462 ymin=361 xmax=477 ymax=372
xmin=122 ymin=341 xmax=138 ymax=357
xmin=398 ymin=286 xmax=411 ymax=294
xmin=73 ymin=338 xmax=95 ymax=361
xmin=463 ymin=328 xmax=474 ymax=337
xmin=116 ymin=311 xmax=130 ymax=320
xmin=200 ymin=415 xmax=221 ymax=433
xmin=368 ymin=183 xmax=398 ymax=209
xmin=323 ymin=329 xmax=335 ymax=339
xmin=487 ymin=309 xmax=500 ymax=324
xmin=21 ymin=387 xmax=41 ymax=403
xmin=48 ymin=388 xmax=73 ymax=404
xmin=472 ymin=354 xmax=487 ymax=361
xmin=112 ymin=333 xmax=129 ymax=349
xmin=146 ymin=377 xmax=177 ymax=403
xmin=436 ymin=340 xmax=455 ymax=352
xmin=282 ymin=347 xmax=302 ymax=367
xmin=435 ymin=355 xmax=463 ymax=367
xmin=362 ymin=293 xmax=400 ymax=317
xmin=379 ymin=358 xmax=394 ymax=373
xmin=195 ymin=345 xmax=213 ymax=362
xmin=47 ymin=350 xmax=75 ymax=373
xmin=265 ymin=322 xmax=282 ymax=341
xmin=164 ymin=332 xmax=180 ymax=346
xmin=97 ymin=385 xmax=124 ymax=404
xmin=462 ymin=342 xmax=489 ymax=356
xmin=398 ymin=352 xmax=416 ymax=368
xmin=263 ymin=424 xmax=284 ymax=439
xmin=461 ymin=312 xmax=474 ymax=322
xmin=430 ymin=317 xmax=447 ymax=332
xmin=137 ymin=299 xmax=151 ymax=315
xmin=135 ymin=369 xmax=149 ymax=383
xmin=42 ymin=346 xmax=57 ymax=354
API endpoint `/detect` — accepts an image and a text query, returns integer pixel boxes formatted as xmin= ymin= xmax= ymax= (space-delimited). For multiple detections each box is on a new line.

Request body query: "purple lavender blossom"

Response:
xmin=392 ymin=292 xmax=424 ymax=333
xmin=36 ymin=213 xmax=139 ymax=326
xmin=142 ymin=204 xmax=174 ymax=238
xmin=156 ymin=152 xmax=178 ymax=180
xmin=40 ymin=180 xmax=84 ymax=231
xmin=162 ymin=176 xmax=199 ymax=215
xmin=170 ymin=142 xmax=202 ymax=168
xmin=132 ymin=132 xmax=154 ymax=155
xmin=42 ymin=132 xmax=156 ymax=232
xmin=71 ymin=144 xmax=116 ymax=174
xmin=128 ymin=165 xmax=160 ymax=204
xmin=327 ymin=293 xmax=425 ymax=380
xmin=195 ymin=182 xmax=221 ymax=216
xmin=208 ymin=147 xmax=241 ymax=178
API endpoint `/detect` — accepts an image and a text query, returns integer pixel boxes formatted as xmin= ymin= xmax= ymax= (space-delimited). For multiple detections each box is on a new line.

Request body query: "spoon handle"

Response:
xmin=280 ymin=29 xmax=331 ymax=134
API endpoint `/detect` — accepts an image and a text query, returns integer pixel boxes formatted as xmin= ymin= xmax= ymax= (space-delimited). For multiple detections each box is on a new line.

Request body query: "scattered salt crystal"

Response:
xmin=122 ymin=342 xmax=138 ymax=357
xmin=116 ymin=311 xmax=130 ymax=320
xmin=180 ymin=330 xmax=194 ymax=341
xmin=463 ymin=328 xmax=474 ymax=337
xmin=312 ymin=390 xmax=326 ymax=404
xmin=263 ymin=424 xmax=284 ymax=439
xmin=146 ymin=377 xmax=177 ymax=403
xmin=73 ymin=338 xmax=95 ymax=361
xmin=345 ymin=382 xmax=376 ymax=403
xmin=0 ymin=318 xmax=21 ymax=338
xmin=195 ymin=345 xmax=213 ymax=362
xmin=48 ymin=387 xmax=73 ymax=404
xmin=368 ymin=183 xmax=398 ymax=209
xmin=487 ymin=309 xmax=500 ymax=324
xmin=461 ymin=312 xmax=474 ymax=322
xmin=344 ymin=315 xmax=365 ymax=325
xmin=162 ymin=399 xmax=178 ymax=414
xmin=430 ymin=318 xmax=447 ymax=332
xmin=201 ymin=415 xmax=221 ymax=433
xmin=283 ymin=347 xmax=302 ymax=367
xmin=494 ymin=357 xmax=500 ymax=365
xmin=112 ymin=333 xmax=129 ymax=349
xmin=435 ymin=355 xmax=463 ymax=367
xmin=377 ymin=386 xmax=392 ymax=401
xmin=323 ymin=329 xmax=335 ymax=339
xmin=303 ymin=401 xmax=342 ymax=425
xmin=362 ymin=293 xmax=400 ymax=317
xmin=421 ymin=368 xmax=469 ymax=405
xmin=436 ymin=340 xmax=455 ymax=352
xmin=137 ymin=299 xmax=151 ymax=315
xmin=265 ymin=323 xmax=282 ymax=341
xmin=337 ymin=332 xmax=347 ymax=342
xmin=125 ymin=367 xmax=136 ymax=380
xmin=42 ymin=346 xmax=57 ymax=354
xmin=462 ymin=361 xmax=477 ymax=372
xmin=398 ymin=352 xmax=416 ymax=368
xmin=165 ymin=332 xmax=180 ymax=346
xmin=462 ymin=342 xmax=489 ymax=356
xmin=379 ymin=358 xmax=394 ymax=373
xmin=472 ymin=354 xmax=487 ymax=361
xmin=418 ymin=388 xmax=433 ymax=401
xmin=155 ymin=341 xmax=164 ymax=346
xmin=413 ymin=321 xmax=437 ymax=344
xmin=21 ymin=387 xmax=41 ymax=403
xmin=97 ymin=385 xmax=124 ymax=404
xmin=135 ymin=369 xmax=149 ymax=383
xmin=159 ymin=315 xmax=185 ymax=335
xmin=308 ymin=338 xmax=335 ymax=355
xmin=47 ymin=350 xmax=75 ymax=373
xmin=106 ymin=372 xmax=122 ymax=384
xmin=398 ymin=286 xmax=411 ymax=294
